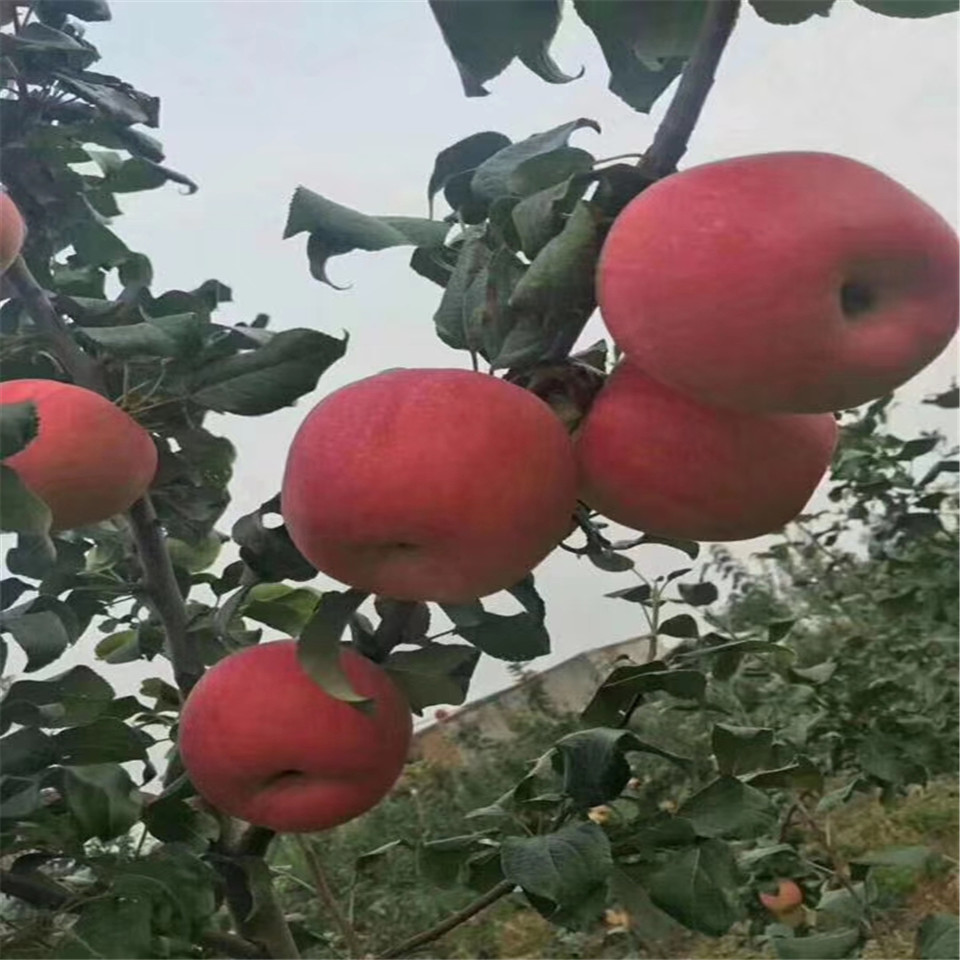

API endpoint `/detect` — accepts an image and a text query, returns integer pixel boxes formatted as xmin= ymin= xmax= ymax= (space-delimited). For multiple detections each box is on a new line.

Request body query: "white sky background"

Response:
xmin=3 ymin=1 xmax=958 ymax=722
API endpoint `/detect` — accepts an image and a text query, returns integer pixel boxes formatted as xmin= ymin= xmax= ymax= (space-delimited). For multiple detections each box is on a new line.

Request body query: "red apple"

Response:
xmin=575 ymin=364 xmax=838 ymax=542
xmin=759 ymin=878 xmax=804 ymax=915
xmin=597 ymin=152 xmax=959 ymax=414
xmin=0 ymin=379 xmax=158 ymax=530
xmin=1 ymin=191 xmax=26 ymax=275
xmin=281 ymin=368 xmax=578 ymax=603
xmin=178 ymin=641 xmax=412 ymax=833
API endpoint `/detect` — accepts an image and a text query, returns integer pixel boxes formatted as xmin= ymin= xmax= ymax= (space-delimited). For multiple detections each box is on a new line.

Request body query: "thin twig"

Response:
xmin=378 ymin=879 xmax=516 ymax=959
xmin=638 ymin=0 xmax=742 ymax=181
xmin=296 ymin=836 xmax=365 ymax=959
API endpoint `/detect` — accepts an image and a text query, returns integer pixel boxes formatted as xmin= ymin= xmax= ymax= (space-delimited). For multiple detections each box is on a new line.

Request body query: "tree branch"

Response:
xmin=4 ymin=257 xmax=203 ymax=696
xmin=638 ymin=0 xmax=742 ymax=181
xmin=379 ymin=879 xmax=516 ymax=959
xmin=296 ymin=836 xmax=364 ymax=959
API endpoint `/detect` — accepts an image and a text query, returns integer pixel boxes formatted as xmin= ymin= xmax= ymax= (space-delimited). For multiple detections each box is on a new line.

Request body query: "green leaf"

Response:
xmin=2 ymin=666 xmax=115 ymax=730
xmin=284 ymin=186 xmax=449 ymax=287
xmin=81 ymin=313 xmax=206 ymax=359
xmin=384 ymin=643 xmax=480 ymax=713
xmin=660 ymin=614 xmax=700 ymax=639
xmin=57 ymin=896 xmax=154 ymax=959
xmin=511 ymin=172 xmax=592 ymax=259
xmin=679 ymin=777 xmax=777 ymax=839
xmin=573 ymin=1 xmax=708 ymax=112
xmin=854 ymin=0 xmax=958 ymax=16
xmin=851 ymin=846 xmax=939 ymax=870
xmin=428 ymin=131 xmax=512 ymax=214
xmin=645 ymin=839 xmax=742 ymax=936
xmin=496 ymin=201 xmax=601 ymax=368
xmin=472 ymin=119 xmax=600 ymax=202
xmin=441 ymin=579 xmax=550 ymax=662
xmin=232 ymin=495 xmax=316 ymax=583
xmin=54 ymin=718 xmax=149 ymax=765
xmin=678 ymin=582 xmax=719 ymax=606
xmin=297 ymin=591 xmax=372 ymax=706
xmin=508 ymin=147 xmax=595 ymax=198
xmin=744 ymin=757 xmax=824 ymax=794
xmin=143 ymin=793 xmax=220 ymax=850
xmin=433 ymin=229 xmax=491 ymax=351
xmin=190 ymin=327 xmax=347 ymax=415
xmin=52 ymin=68 xmax=159 ymax=126
xmin=242 ymin=583 xmax=323 ymax=635
xmin=711 ymin=725 xmax=774 ymax=776
xmin=501 ymin=821 xmax=612 ymax=912
xmin=790 ymin=660 xmax=837 ymax=684
xmin=772 ymin=928 xmax=862 ymax=959
xmin=749 ymin=1 xmax=835 ymax=24
xmin=0 ymin=605 xmax=70 ymax=670
xmin=38 ymin=1 xmax=111 ymax=23
xmin=1 ymin=727 xmax=58 ymax=777
xmin=0 ymin=465 xmax=53 ymax=535
xmin=916 ymin=915 xmax=960 ymax=960
xmin=581 ymin=661 xmax=705 ymax=726
xmin=0 ymin=400 xmax=38 ymax=459
xmin=554 ymin=727 xmax=688 ymax=808
xmin=429 ymin=0 xmax=579 ymax=98
xmin=67 ymin=220 xmax=130 ymax=268
xmin=61 ymin=764 xmax=141 ymax=841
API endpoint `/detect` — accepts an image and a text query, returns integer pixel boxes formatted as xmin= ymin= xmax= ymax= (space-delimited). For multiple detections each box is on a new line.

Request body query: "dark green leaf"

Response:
xmin=297 ymin=591 xmax=371 ymax=706
xmin=61 ymin=764 xmax=141 ymax=841
xmin=39 ymin=1 xmax=111 ymax=23
xmin=385 ymin=643 xmax=480 ymax=713
xmin=581 ymin=661 xmax=705 ymax=726
xmin=501 ymin=821 xmax=612 ymax=911
xmin=190 ymin=328 xmax=347 ymax=416
xmin=749 ymin=0 xmax=835 ymax=23
xmin=573 ymin=1 xmax=708 ymax=112
xmin=744 ymin=756 xmax=824 ymax=793
xmin=511 ymin=172 xmax=592 ymax=259
xmin=1 ymin=727 xmax=58 ymax=777
xmin=851 ymin=846 xmax=939 ymax=870
xmin=854 ymin=0 xmax=958 ymax=16
xmin=772 ymin=928 xmax=862 ymax=959
xmin=679 ymin=777 xmax=777 ymax=839
xmin=606 ymin=584 xmax=652 ymax=603
xmin=81 ymin=313 xmax=205 ymax=359
xmin=711 ymin=724 xmax=774 ymax=776
xmin=0 ymin=605 xmax=69 ymax=670
xmin=2 ymin=666 xmax=114 ymax=730
xmin=284 ymin=186 xmax=449 ymax=287
xmin=232 ymin=496 xmax=316 ymax=583
xmin=678 ymin=582 xmax=719 ymax=606
xmin=472 ymin=120 xmax=600 ymax=203
xmin=433 ymin=229 xmax=491 ymax=351
xmin=54 ymin=718 xmax=149 ymax=765
xmin=0 ymin=401 xmax=38 ymax=458
xmin=57 ymin=896 xmax=153 ymax=959
xmin=508 ymin=147 xmax=595 ymax=197
xmin=916 ymin=914 xmax=960 ymax=960
xmin=660 ymin=614 xmax=699 ymax=639
xmin=52 ymin=68 xmax=159 ymax=126
xmin=242 ymin=583 xmax=323 ymax=635
xmin=428 ymin=131 xmax=512 ymax=214
xmin=0 ymin=465 xmax=53 ymax=535
xmin=429 ymin=0 xmax=578 ymax=97
xmin=645 ymin=839 xmax=741 ymax=936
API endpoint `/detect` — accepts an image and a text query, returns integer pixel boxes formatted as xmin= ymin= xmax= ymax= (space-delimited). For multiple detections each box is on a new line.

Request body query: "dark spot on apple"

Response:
xmin=840 ymin=281 xmax=876 ymax=318
xmin=390 ymin=542 xmax=417 ymax=550
xmin=267 ymin=769 xmax=303 ymax=785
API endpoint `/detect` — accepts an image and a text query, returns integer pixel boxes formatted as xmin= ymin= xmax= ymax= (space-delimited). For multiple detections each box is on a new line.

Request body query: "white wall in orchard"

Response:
xmin=4 ymin=3 xmax=956 ymax=725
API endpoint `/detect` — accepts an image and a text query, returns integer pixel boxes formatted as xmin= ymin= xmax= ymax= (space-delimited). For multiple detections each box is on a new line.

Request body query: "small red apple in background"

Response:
xmin=759 ymin=878 xmax=804 ymax=916
xmin=0 ymin=379 xmax=158 ymax=530
xmin=575 ymin=364 xmax=837 ymax=542
xmin=1 ymin=191 xmax=26 ymax=275
xmin=597 ymin=151 xmax=959 ymax=414
xmin=282 ymin=368 xmax=578 ymax=603
xmin=178 ymin=641 xmax=412 ymax=834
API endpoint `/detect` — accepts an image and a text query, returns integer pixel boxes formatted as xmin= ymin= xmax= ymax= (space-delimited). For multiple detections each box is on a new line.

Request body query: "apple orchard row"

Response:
xmin=0 ymin=150 xmax=956 ymax=835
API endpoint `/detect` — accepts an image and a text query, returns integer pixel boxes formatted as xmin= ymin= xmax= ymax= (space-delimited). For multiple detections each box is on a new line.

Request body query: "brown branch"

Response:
xmin=4 ymin=257 xmax=203 ymax=696
xmin=638 ymin=0 xmax=742 ymax=181
xmin=378 ymin=879 xmax=516 ymax=959
xmin=198 ymin=930 xmax=271 ymax=959
xmin=296 ymin=836 xmax=364 ymax=959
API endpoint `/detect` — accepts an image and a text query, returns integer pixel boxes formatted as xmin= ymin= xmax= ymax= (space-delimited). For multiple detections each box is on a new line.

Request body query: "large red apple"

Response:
xmin=178 ymin=641 xmax=412 ymax=833
xmin=575 ymin=364 xmax=838 ymax=542
xmin=281 ymin=368 xmax=578 ymax=603
xmin=759 ymin=879 xmax=804 ymax=916
xmin=597 ymin=151 xmax=959 ymax=414
xmin=1 ymin=191 xmax=26 ymax=275
xmin=0 ymin=379 xmax=158 ymax=530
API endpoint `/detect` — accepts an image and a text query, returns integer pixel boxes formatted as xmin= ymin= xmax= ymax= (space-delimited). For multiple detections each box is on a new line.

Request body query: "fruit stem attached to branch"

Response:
xmin=5 ymin=257 xmax=204 ymax=696
xmin=638 ymin=0 xmax=742 ymax=181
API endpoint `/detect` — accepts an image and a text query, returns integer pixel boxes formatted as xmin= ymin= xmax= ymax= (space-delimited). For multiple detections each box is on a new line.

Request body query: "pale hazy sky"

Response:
xmin=4 ymin=1 xmax=958 ymax=719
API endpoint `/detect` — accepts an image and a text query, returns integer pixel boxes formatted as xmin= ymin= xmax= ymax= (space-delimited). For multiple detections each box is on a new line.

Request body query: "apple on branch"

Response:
xmin=281 ymin=367 xmax=578 ymax=603
xmin=597 ymin=151 xmax=959 ymax=414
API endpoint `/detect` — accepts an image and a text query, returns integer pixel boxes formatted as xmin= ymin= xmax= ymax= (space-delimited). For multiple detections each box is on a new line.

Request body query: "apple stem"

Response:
xmin=637 ymin=0 xmax=742 ymax=181
xmin=5 ymin=257 xmax=205 ymax=696
xmin=296 ymin=835 xmax=365 ymax=959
